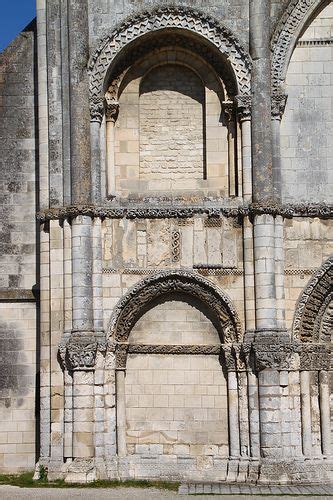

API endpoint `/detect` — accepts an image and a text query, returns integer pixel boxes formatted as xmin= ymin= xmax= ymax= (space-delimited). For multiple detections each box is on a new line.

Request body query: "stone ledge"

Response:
xmin=0 ymin=288 xmax=36 ymax=302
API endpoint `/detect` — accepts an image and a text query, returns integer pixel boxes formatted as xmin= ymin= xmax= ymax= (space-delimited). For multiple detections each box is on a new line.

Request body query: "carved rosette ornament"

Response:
xmin=58 ymin=332 xmax=106 ymax=370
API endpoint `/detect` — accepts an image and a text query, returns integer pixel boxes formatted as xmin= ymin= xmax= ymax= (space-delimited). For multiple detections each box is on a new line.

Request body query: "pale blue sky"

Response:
xmin=0 ymin=1 xmax=36 ymax=52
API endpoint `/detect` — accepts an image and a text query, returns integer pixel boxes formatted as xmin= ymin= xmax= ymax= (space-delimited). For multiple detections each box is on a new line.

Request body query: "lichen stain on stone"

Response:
xmin=0 ymin=320 xmax=29 ymax=395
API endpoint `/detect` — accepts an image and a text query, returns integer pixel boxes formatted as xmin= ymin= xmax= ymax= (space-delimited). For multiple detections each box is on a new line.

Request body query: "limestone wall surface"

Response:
xmin=88 ymin=0 xmax=249 ymax=50
xmin=281 ymin=2 xmax=333 ymax=202
xmin=0 ymin=24 xmax=37 ymax=473
xmin=0 ymin=25 xmax=37 ymax=291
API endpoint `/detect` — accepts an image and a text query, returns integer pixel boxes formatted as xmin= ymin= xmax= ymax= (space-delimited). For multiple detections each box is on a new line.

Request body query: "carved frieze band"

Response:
xmin=37 ymin=202 xmax=333 ymax=223
xmin=102 ymin=267 xmax=243 ymax=276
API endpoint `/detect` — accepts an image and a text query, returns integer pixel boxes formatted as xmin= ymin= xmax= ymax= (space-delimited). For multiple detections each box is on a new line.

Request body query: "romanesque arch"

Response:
xmin=88 ymin=6 xmax=252 ymax=120
xmin=271 ymin=0 xmax=329 ymax=94
xmin=108 ymin=270 xmax=242 ymax=345
xmin=293 ymin=256 xmax=333 ymax=342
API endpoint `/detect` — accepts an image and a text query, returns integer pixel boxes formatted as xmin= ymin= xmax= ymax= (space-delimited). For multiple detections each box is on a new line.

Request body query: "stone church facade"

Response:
xmin=0 ymin=0 xmax=332 ymax=485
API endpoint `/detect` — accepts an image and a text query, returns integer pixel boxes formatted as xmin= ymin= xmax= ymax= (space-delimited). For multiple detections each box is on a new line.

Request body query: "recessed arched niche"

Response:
xmin=104 ymin=41 xmax=243 ymax=201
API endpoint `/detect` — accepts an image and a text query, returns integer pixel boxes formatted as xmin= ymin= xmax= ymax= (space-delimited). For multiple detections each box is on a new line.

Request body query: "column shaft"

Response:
xmin=116 ymin=370 xmax=127 ymax=457
xmin=300 ymin=370 xmax=312 ymax=456
xmin=68 ymin=0 xmax=91 ymax=204
xmin=319 ymin=371 xmax=331 ymax=456
xmin=228 ymin=371 xmax=240 ymax=457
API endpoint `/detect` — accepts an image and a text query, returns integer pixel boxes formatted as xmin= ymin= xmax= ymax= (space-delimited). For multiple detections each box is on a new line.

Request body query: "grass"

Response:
xmin=0 ymin=471 xmax=179 ymax=490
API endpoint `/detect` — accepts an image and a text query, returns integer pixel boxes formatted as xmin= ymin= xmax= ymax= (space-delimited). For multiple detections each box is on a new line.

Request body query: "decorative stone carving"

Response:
xmin=251 ymin=331 xmax=301 ymax=371
xmin=235 ymin=94 xmax=251 ymax=121
xmin=299 ymin=344 xmax=332 ymax=370
xmin=271 ymin=92 xmax=288 ymax=120
xmin=106 ymin=33 xmax=237 ymax=105
xmin=105 ymin=101 xmax=119 ymax=123
xmin=293 ymin=256 xmax=333 ymax=342
xmin=271 ymin=0 xmax=322 ymax=94
xmin=171 ymin=230 xmax=181 ymax=263
xmin=90 ymin=97 xmax=104 ymax=124
xmin=36 ymin=202 xmax=333 ymax=223
xmin=128 ymin=344 xmax=221 ymax=355
xmin=108 ymin=270 xmax=242 ymax=344
xmin=88 ymin=6 xmax=252 ymax=120
xmin=58 ymin=332 xmax=106 ymax=370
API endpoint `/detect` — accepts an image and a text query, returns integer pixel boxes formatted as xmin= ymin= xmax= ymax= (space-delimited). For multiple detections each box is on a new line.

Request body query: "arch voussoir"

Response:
xmin=108 ymin=270 xmax=242 ymax=345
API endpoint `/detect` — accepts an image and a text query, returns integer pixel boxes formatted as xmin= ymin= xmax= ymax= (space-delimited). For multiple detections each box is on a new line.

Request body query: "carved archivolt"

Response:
xmin=293 ymin=256 xmax=333 ymax=342
xmin=271 ymin=0 xmax=325 ymax=94
xmin=88 ymin=6 xmax=252 ymax=119
xmin=108 ymin=270 xmax=242 ymax=344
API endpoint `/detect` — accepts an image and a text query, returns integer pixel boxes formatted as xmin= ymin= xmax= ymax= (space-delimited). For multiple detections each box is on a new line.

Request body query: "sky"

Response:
xmin=0 ymin=0 xmax=36 ymax=52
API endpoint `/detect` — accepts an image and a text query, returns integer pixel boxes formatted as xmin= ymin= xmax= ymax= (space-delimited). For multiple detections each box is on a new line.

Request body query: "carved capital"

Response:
xmin=115 ymin=344 xmax=128 ymax=370
xmin=222 ymin=101 xmax=235 ymax=122
xmin=235 ymin=94 xmax=251 ymax=121
xmin=271 ymin=92 xmax=288 ymax=120
xmin=252 ymin=332 xmax=301 ymax=371
xmin=300 ymin=343 xmax=332 ymax=370
xmin=90 ymin=97 xmax=104 ymax=123
xmin=59 ymin=331 xmax=106 ymax=370
xmin=105 ymin=97 xmax=119 ymax=123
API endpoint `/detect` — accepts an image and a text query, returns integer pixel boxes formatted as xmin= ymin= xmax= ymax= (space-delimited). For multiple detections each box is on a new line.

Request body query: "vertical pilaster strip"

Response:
xmin=300 ymin=370 xmax=312 ymax=456
xmin=93 ymin=218 xmax=103 ymax=331
xmin=60 ymin=0 xmax=71 ymax=205
xmin=73 ymin=371 xmax=94 ymax=458
xmin=50 ymin=220 xmax=65 ymax=460
xmin=243 ymin=218 xmax=256 ymax=330
xmin=319 ymin=371 xmax=331 ymax=457
xmin=64 ymin=371 xmax=73 ymax=459
xmin=275 ymin=215 xmax=285 ymax=328
xmin=35 ymin=8 xmax=50 ymax=461
xmin=68 ymin=0 xmax=91 ymax=205
xmin=37 ymin=0 xmax=49 ymax=210
xmin=39 ymin=222 xmax=51 ymax=459
xmin=47 ymin=0 xmax=64 ymax=206
xmin=247 ymin=371 xmax=260 ymax=458
xmin=63 ymin=220 xmax=72 ymax=332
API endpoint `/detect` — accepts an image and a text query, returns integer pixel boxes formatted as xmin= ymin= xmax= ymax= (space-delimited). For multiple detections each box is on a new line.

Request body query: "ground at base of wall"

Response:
xmin=0 ymin=485 xmax=333 ymax=500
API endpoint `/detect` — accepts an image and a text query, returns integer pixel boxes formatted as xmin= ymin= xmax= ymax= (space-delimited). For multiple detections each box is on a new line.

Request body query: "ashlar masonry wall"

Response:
xmin=125 ymin=297 xmax=229 ymax=458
